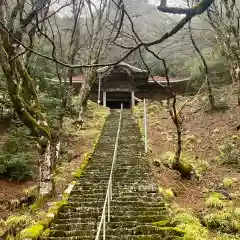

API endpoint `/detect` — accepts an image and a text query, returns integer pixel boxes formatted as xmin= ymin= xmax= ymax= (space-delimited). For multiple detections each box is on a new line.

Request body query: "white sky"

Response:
xmin=53 ymin=0 xmax=187 ymax=18
xmin=149 ymin=0 xmax=187 ymax=7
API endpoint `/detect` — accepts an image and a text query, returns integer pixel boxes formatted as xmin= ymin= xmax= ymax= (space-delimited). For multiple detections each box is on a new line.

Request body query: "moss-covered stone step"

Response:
xmin=68 ymin=200 xmax=105 ymax=208
xmin=67 ymin=192 xmax=106 ymax=199
xmin=77 ymin=178 xmax=152 ymax=184
xmin=50 ymin=222 xmax=97 ymax=231
xmin=50 ymin=221 xmax=151 ymax=231
xmin=108 ymin=214 xmax=166 ymax=223
xmin=87 ymin=166 xmax=147 ymax=172
xmin=59 ymin=209 xmax=167 ymax=219
xmin=79 ymin=172 xmax=151 ymax=179
xmin=47 ymin=225 xmax=178 ymax=238
xmin=57 ymin=211 xmax=101 ymax=219
xmin=61 ymin=205 xmax=166 ymax=214
xmin=52 ymin=214 xmax=165 ymax=226
xmin=106 ymin=225 xmax=182 ymax=236
xmin=114 ymin=195 xmax=163 ymax=202
xmin=42 ymin=234 xmax=182 ymax=240
xmin=68 ymin=199 xmax=166 ymax=208
xmin=52 ymin=217 xmax=99 ymax=224
xmin=84 ymin=164 xmax=147 ymax=171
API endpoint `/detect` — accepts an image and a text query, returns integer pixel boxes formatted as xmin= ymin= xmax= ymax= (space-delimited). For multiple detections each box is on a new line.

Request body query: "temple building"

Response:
xmin=65 ymin=62 xmax=191 ymax=109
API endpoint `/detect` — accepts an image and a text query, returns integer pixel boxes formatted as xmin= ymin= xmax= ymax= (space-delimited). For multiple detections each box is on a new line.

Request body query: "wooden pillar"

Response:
xmin=131 ymin=91 xmax=135 ymax=108
xmin=103 ymin=91 xmax=106 ymax=107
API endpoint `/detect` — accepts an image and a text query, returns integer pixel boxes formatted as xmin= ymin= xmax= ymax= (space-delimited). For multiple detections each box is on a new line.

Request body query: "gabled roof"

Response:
xmin=97 ymin=62 xmax=147 ymax=73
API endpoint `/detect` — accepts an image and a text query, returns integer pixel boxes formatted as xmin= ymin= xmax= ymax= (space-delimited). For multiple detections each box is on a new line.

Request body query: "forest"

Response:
xmin=0 ymin=0 xmax=240 ymax=239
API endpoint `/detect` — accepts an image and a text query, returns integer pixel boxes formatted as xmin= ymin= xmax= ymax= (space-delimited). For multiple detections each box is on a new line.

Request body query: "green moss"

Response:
xmin=205 ymin=192 xmax=226 ymax=209
xmin=160 ymin=151 xmax=209 ymax=177
xmin=223 ymin=178 xmax=234 ymax=188
xmin=73 ymin=133 xmax=100 ymax=178
xmin=159 ymin=187 xmax=175 ymax=200
xmin=203 ymin=207 xmax=240 ymax=233
xmin=172 ymin=213 xmax=208 ymax=240
xmin=0 ymin=219 xmax=6 ymax=237
xmin=23 ymin=186 xmax=38 ymax=198
xmin=73 ymin=152 xmax=91 ymax=178
xmin=48 ymin=200 xmax=68 ymax=215
xmin=215 ymin=234 xmax=240 ymax=240
xmin=172 ymin=161 xmax=195 ymax=179
xmin=41 ymin=228 xmax=51 ymax=237
xmin=19 ymin=223 xmax=44 ymax=240
xmin=234 ymin=208 xmax=240 ymax=217
xmin=155 ymin=226 xmax=185 ymax=236
xmin=6 ymin=235 xmax=15 ymax=240
xmin=154 ymin=212 xmax=208 ymax=240
xmin=30 ymin=195 xmax=49 ymax=212
xmin=153 ymin=220 xmax=171 ymax=227
xmin=6 ymin=215 xmax=33 ymax=235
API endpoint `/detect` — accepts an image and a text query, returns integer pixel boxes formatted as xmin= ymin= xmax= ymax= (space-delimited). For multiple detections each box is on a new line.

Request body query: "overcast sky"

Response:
xmin=149 ymin=0 xmax=186 ymax=7
xmin=53 ymin=0 xmax=187 ymax=18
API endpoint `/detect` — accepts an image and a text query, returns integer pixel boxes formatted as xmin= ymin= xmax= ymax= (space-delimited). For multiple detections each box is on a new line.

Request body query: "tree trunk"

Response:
xmin=230 ymin=63 xmax=240 ymax=105
xmin=79 ymin=69 xmax=97 ymax=107
xmin=38 ymin=140 xmax=55 ymax=197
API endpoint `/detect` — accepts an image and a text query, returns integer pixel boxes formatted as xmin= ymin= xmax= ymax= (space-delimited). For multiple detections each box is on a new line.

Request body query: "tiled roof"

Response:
xmin=148 ymin=76 xmax=191 ymax=83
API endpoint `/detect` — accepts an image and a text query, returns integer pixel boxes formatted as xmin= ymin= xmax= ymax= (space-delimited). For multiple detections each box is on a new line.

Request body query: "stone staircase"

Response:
xmin=42 ymin=110 xmax=182 ymax=240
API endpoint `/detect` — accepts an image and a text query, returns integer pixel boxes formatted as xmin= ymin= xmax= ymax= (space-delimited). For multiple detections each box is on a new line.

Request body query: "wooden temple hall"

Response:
xmin=71 ymin=62 xmax=191 ymax=109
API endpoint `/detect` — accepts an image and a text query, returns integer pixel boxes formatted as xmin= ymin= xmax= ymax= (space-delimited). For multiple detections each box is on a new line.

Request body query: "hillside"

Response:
xmin=134 ymin=86 xmax=240 ymax=239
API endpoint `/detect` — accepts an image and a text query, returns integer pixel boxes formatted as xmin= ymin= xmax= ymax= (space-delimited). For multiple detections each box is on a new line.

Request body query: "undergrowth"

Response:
xmin=0 ymin=126 xmax=37 ymax=181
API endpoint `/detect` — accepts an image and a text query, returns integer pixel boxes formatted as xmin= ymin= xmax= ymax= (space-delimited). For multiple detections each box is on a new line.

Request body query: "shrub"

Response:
xmin=0 ymin=126 xmax=37 ymax=181
xmin=0 ymin=152 xmax=36 ymax=181
xmin=205 ymin=192 xmax=226 ymax=209
xmin=223 ymin=178 xmax=234 ymax=188
xmin=218 ymin=137 xmax=240 ymax=167
xmin=154 ymin=212 xmax=209 ymax=240
xmin=204 ymin=207 xmax=240 ymax=233
xmin=5 ymin=215 xmax=33 ymax=237
xmin=215 ymin=234 xmax=240 ymax=240
xmin=158 ymin=187 xmax=175 ymax=200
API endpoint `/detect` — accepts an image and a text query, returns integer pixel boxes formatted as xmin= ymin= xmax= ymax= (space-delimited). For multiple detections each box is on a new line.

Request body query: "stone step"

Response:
xmin=76 ymin=179 xmax=151 ymax=184
xmin=83 ymin=171 xmax=151 ymax=177
xmin=68 ymin=200 xmax=165 ymax=208
xmin=48 ymin=225 xmax=173 ymax=238
xmin=53 ymin=217 xmax=98 ymax=225
xmin=41 ymin=233 xmax=182 ymax=240
xmin=85 ymin=167 xmax=146 ymax=173
xmin=53 ymin=214 xmax=165 ymax=224
xmin=50 ymin=220 xmax=156 ymax=231
xmin=61 ymin=206 xmax=166 ymax=214
xmin=68 ymin=195 xmax=163 ymax=204
xmin=59 ymin=210 xmax=167 ymax=219
xmin=76 ymin=175 xmax=151 ymax=182
xmin=73 ymin=184 xmax=158 ymax=193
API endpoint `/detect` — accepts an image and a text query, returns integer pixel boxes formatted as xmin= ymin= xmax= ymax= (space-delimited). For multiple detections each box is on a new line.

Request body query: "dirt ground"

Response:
xmin=147 ymin=90 xmax=240 ymax=212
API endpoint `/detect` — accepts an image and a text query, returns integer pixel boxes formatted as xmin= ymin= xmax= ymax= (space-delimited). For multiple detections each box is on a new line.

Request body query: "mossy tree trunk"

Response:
xmin=0 ymin=0 xmax=56 ymax=197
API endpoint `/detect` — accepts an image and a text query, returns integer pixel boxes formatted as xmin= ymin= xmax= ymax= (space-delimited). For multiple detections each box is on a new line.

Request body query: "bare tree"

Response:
xmin=207 ymin=0 xmax=240 ymax=104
